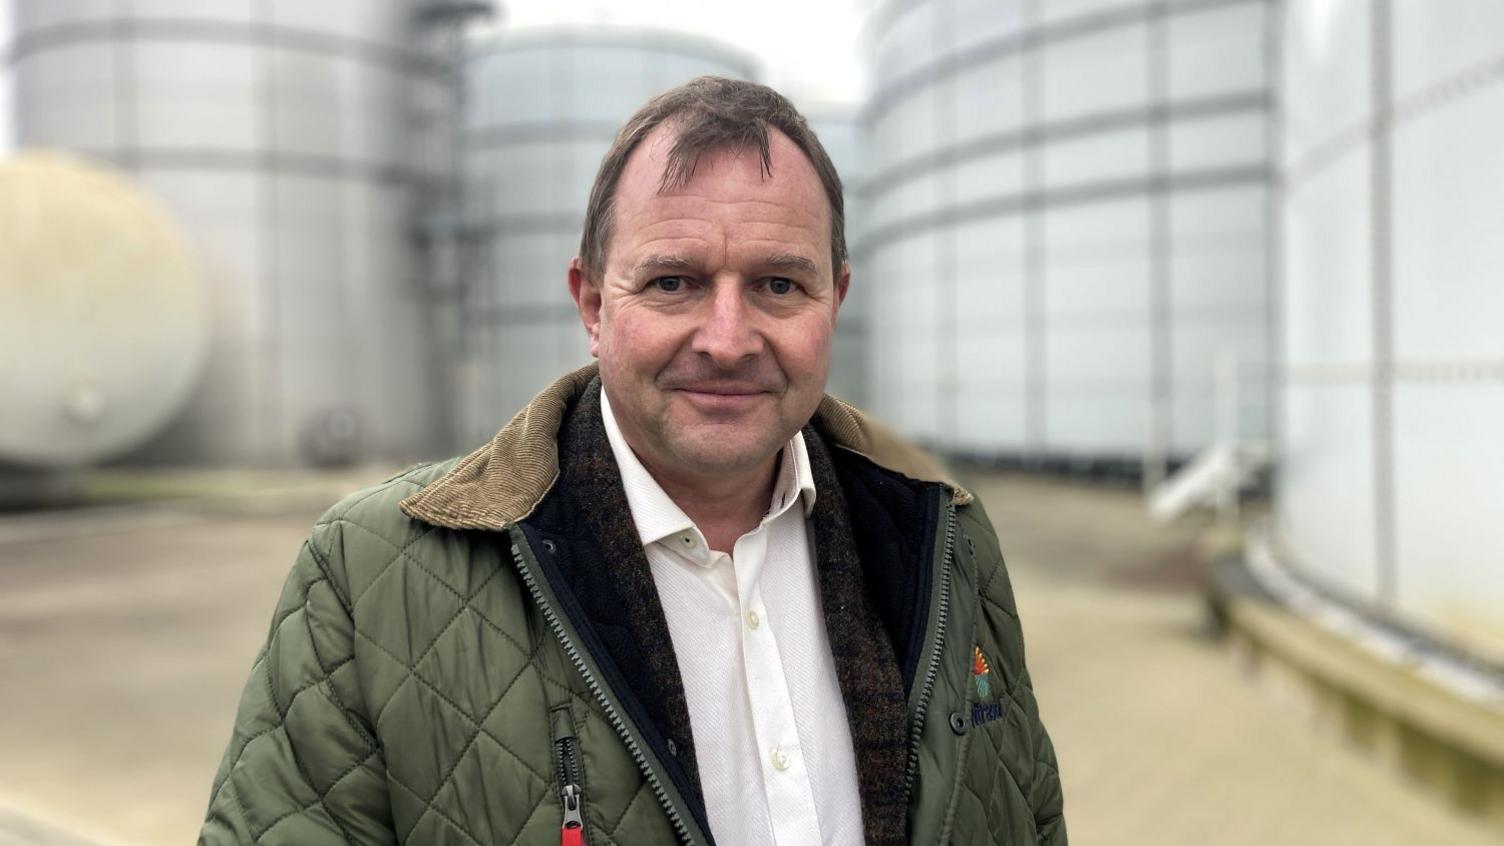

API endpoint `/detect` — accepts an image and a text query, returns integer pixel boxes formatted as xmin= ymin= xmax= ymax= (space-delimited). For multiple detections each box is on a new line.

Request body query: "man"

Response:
xmin=201 ymin=77 xmax=1064 ymax=845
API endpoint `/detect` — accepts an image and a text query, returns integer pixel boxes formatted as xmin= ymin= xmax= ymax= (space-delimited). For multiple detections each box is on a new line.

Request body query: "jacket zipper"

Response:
xmin=511 ymin=539 xmax=702 ymax=846
xmin=903 ymin=497 xmax=957 ymax=798
xmin=552 ymin=705 xmax=588 ymax=846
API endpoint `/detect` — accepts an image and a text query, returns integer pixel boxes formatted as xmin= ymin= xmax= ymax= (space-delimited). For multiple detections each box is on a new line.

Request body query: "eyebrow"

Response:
xmin=759 ymin=253 xmax=821 ymax=276
xmin=632 ymin=254 xmax=700 ymax=276
xmin=631 ymin=252 xmax=821 ymax=277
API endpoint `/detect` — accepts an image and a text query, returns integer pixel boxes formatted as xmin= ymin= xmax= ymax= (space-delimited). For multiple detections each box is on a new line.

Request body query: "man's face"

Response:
xmin=570 ymin=124 xmax=849 ymax=482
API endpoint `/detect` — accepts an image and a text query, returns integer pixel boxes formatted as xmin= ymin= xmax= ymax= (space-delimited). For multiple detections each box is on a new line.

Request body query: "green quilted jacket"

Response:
xmin=200 ymin=365 xmax=1065 ymax=845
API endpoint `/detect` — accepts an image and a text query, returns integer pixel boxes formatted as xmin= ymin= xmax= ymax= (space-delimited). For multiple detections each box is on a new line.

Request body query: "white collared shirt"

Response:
xmin=600 ymin=390 xmax=864 ymax=846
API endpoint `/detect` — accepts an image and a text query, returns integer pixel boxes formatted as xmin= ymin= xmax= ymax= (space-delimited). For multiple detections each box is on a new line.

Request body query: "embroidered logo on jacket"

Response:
xmin=971 ymin=645 xmax=1004 ymax=726
xmin=972 ymin=645 xmax=992 ymax=699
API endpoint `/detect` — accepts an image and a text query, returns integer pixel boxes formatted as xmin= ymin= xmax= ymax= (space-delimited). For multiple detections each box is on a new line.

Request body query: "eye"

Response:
xmin=767 ymin=277 xmax=795 ymax=295
xmin=653 ymin=276 xmax=685 ymax=293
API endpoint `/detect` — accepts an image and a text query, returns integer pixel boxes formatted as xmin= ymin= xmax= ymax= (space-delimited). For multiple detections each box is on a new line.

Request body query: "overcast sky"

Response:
xmin=0 ymin=1 xmax=867 ymax=154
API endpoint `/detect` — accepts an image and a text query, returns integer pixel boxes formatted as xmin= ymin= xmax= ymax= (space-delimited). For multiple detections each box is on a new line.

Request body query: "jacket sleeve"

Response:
xmin=199 ymin=518 xmax=396 ymax=845
xmin=1019 ymin=661 xmax=1066 ymax=844
xmin=961 ymin=501 xmax=1067 ymax=845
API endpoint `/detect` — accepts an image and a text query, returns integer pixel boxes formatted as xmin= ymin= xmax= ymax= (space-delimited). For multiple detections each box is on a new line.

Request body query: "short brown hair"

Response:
xmin=578 ymin=76 xmax=847 ymax=281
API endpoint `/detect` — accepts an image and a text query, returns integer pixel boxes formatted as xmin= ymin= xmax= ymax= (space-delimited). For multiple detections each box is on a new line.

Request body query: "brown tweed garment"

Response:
xmin=556 ymin=381 xmax=705 ymax=798
xmin=556 ymin=379 xmax=910 ymax=844
xmin=802 ymin=424 xmax=911 ymax=846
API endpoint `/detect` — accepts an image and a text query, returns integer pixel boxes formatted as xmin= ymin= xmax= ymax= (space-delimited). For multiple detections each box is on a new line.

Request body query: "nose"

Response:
xmin=691 ymin=280 xmax=765 ymax=369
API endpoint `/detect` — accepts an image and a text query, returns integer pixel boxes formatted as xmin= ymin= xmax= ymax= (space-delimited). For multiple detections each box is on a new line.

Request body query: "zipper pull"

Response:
xmin=561 ymin=783 xmax=586 ymax=846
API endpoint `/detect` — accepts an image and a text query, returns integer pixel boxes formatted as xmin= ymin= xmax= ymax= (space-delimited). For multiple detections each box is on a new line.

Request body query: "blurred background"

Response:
xmin=1 ymin=0 xmax=1501 ymax=844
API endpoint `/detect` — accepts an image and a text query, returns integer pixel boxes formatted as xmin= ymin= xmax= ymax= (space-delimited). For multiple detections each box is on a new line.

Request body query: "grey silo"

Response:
xmin=8 ymin=0 xmax=453 ymax=466
xmin=808 ymin=108 xmax=869 ymax=408
xmin=1276 ymin=0 xmax=1504 ymax=655
xmin=859 ymin=0 xmax=1271 ymax=471
xmin=457 ymin=28 xmax=759 ymax=445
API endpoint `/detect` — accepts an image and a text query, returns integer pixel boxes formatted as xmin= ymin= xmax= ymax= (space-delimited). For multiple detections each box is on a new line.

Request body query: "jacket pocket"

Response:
xmin=551 ymin=704 xmax=589 ymax=846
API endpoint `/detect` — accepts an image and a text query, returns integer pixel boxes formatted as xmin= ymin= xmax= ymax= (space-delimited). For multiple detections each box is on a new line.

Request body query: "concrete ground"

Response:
xmin=0 ymin=502 xmax=326 ymax=845
xmin=0 ymin=468 xmax=1496 ymax=844
xmin=964 ymin=469 xmax=1499 ymax=845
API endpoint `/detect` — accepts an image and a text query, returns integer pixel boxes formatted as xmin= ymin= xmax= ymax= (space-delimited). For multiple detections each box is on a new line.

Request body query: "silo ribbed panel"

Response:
xmin=861 ymin=0 xmax=1271 ymax=465
xmin=10 ymin=0 xmax=445 ymax=465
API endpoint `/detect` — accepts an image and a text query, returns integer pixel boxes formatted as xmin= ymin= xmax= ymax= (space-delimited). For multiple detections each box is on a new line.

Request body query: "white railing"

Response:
xmin=1148 ymin=350 xmax=1270 ymax=524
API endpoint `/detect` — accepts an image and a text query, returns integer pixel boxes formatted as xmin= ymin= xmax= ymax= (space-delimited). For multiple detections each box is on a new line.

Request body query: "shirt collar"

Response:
xmin=599 ymin=388 xmax=817 ymax=550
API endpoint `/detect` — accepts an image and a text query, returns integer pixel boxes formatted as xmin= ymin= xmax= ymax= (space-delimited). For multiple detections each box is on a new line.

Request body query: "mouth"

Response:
xmin=675 ymin=384 xmax=767 ymax=396
xmin=671 ymin=385 xmax=770 ymax=412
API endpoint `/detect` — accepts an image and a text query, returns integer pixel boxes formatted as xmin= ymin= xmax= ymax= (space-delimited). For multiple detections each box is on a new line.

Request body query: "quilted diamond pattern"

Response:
xmin=200 ymin=467 xmax=1065 ymax=845
xmin=948 ymin=503 xmax=1067 ymax=844
xmin=199 ymin=466 xmax=678 ymax=845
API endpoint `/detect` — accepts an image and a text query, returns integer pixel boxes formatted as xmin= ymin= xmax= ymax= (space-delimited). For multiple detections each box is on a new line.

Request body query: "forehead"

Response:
xmin=608 ymin=123 xmax=830 ymax=265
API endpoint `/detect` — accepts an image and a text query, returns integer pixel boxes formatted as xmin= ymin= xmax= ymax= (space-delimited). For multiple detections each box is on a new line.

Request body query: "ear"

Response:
xmin=831 ymin=260 xmax=851 ymax=325
xmin=568 ymin=257 xmax=603 ymax=358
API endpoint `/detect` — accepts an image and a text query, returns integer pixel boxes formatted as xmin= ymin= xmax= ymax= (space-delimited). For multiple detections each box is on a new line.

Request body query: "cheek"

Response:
xmin=601 ymin=309 xmax=685 ymax=373
xmin=773 ymin=320 xmax=835 ymax=382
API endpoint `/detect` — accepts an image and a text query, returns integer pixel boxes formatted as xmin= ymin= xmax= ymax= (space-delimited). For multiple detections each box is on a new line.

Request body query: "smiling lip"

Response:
xmin=675 ymin=384 xmax=766 ymax=396
xmin=672 ymin=385 xmax=769 ymax=411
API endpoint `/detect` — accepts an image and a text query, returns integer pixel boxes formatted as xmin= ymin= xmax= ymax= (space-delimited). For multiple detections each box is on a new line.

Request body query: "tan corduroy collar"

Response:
xmin=398 ymin=362 xmax=973 ymax=531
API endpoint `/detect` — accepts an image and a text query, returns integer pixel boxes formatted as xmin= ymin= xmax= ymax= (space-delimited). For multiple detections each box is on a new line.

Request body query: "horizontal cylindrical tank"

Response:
xmin=0 ymin=152 xmax=207 ymax=468
xmin=9 ymin=0 xmax=447 ymax=466
xmin=861 ymin=0 xmax=1271 ymax=466
xmin=458 ymin=27 xmax=759 ymax=444
xmin=1277 ymin=0 xmax=1504 ymax=658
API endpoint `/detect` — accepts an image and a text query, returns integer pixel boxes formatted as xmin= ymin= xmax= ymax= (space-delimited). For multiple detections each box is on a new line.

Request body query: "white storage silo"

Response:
xmin=9 ymin=0 xmax=451 ymax=466
xmin=861 ymin=0 xmax=1271 ymax=472
xmin=459 ymin=28 xmax=758 ymax=443
xmin=1277 ymin=0 xmax=1504 ymax=658
xmin=809 ymin=108 xmax=868 ymax=407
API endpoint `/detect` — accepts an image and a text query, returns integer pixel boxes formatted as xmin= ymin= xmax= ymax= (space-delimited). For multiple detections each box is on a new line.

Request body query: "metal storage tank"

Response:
xmin=861 ymin=0 xmax=1271 ymax=472
xmin=0 ymin=152 xmax=207 ymax=468
xmin=808 ymin=108 xmax=869 ymax=407
xmin=1276 ymin=0 xmax=1504 ymax=658
xmin=8 ymin=0 xmax=453 ymax=466
xmin=0 ymin=4 xmax=12 ymax=150
xmin=458 ymin=28 xmax=759 ymax=445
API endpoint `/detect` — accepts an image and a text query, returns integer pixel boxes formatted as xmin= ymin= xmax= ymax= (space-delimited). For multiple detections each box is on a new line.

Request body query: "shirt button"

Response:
xmin=745 ymin=609 xmax=761 ymax=630
xmin=770 ymin=747 xmax=790 ymax=772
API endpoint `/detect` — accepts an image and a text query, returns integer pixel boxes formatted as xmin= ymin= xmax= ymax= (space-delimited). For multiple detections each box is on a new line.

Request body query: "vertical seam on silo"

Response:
xmin=113 ymin=0 xmax=137 ymax=169
xmin=259 ymin=0 xmax=281 ymax=461
xmin=938 ymin=0 xmax=959 ymax=445
xmin=1264 ymin=0 xmax=1284 ymax=517
xmin=1369 ymin=0 xmax=1398 ymax=607
xmin=558 ymin=38 xmax=576 ymax=391
xmin=1022 ymin=0 xmax=1046 ymax=456
xmin=1147 ymin=0 xmax=1172 ymax=486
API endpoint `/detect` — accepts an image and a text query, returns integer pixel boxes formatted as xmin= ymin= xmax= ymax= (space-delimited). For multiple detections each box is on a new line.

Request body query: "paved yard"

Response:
xmin=967 ymin=470 xmax=1498 ymax=846
xmin=0 ymin=469 xmax=1495 ymax=844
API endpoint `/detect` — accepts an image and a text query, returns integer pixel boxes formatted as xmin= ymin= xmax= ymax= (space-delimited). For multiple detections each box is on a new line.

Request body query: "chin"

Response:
xmin=667 ymin=427 xmax=786 ymax=475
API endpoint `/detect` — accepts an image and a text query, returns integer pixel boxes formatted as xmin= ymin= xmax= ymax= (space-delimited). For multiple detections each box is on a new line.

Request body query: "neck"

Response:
xmin=640 ymin=452 xmax=779 ymax=553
